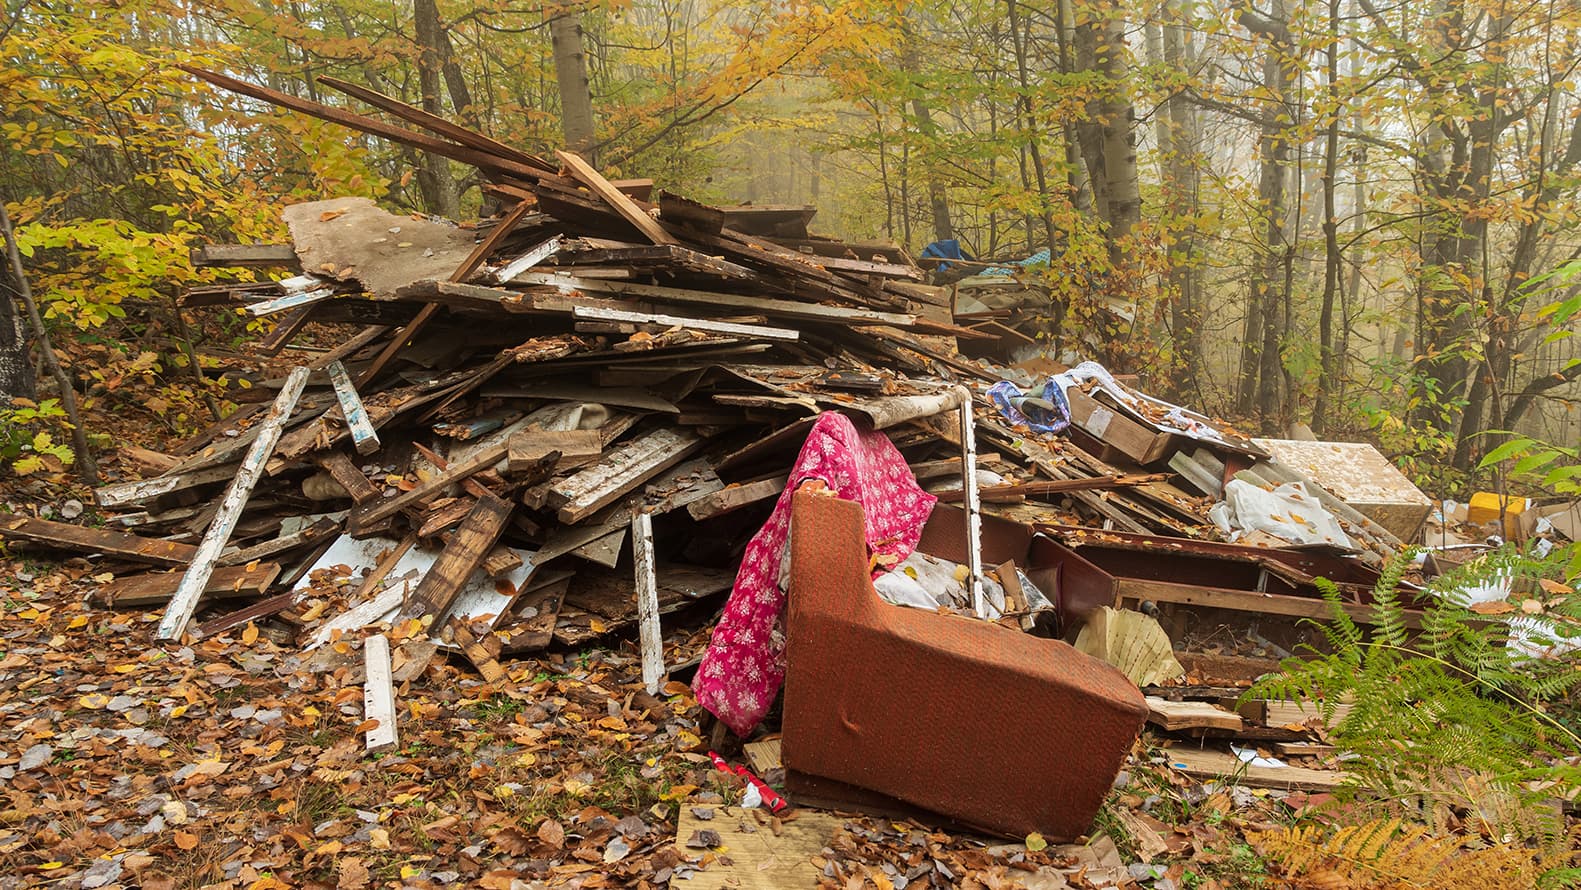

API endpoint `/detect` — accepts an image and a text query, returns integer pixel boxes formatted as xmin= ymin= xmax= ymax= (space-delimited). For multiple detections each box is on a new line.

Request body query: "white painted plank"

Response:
xmin=325 ymin=359 xmax=380 ymax=455
xmin=246 ymin=286 xmax=335 ymax=317
xmin=156 ymin=366 xmax=311 ymax=641
xmin=958 ymin=387 xmax=985 ymax=618
xmin=493 ymin=235 xmax=563 ymax=283
xmin=363 ymin=634 xmax=399 ymax=752
xmin=632 ymin=512 xmax=664 ymax=695
xmin=571 ymin=304 xmax=800 ymax=342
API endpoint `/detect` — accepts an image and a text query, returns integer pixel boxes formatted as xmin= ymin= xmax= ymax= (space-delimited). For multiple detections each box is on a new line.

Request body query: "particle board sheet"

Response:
xmin=675 ymin=806 xmax=845 ymax=890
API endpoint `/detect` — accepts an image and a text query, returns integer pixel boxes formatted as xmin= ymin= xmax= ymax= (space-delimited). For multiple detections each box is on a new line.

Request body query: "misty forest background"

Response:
xmin=3 ymin=0 xmax=1581 ymax=495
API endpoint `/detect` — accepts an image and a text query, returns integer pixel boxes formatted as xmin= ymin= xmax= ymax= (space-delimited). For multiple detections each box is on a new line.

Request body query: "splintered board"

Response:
xmin=675 ymin=807 xmax=846 ymax=890
xmin=1165 ymin=747 xmax=1344 ymax=791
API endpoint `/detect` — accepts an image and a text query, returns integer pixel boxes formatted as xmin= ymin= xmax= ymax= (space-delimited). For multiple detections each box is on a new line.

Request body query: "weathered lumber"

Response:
xmin=1146 ymin=697 xmax=1245 ymax=732
xmin=190 ymin=244 xmax=300 ymax=268
xmin=494 ymin=236 xmax=563 ymax=283
xmin=317 ymin=75 xmax=549 ymax=170
xmin=155 ymin=366 xmax=311 ymax=641
xmin=314 ymin=451 xmax=379 ymax=504
xmin=450 ymin=620 xmax=522 ymax=696
xmin=362 ymin=634 xmax=399 ymax=752
xmin=686 ymin=476 xmax=787 ymax=521
xmin=572 ymin=304 xmax=797 ymax=341
xmin=324 ymin=360 xmax=380 ymax=455
xmin=245 ymin=286 xmax=336 ymax=317
xmin=350 ymin=440 xmax=510 ymax=532
xmin=556 ymin=150 xmax=678 ymax=246
xmin=95 ymin=464 xmax=239 ymax=509
xmin=507 ymin=428 xmax=603 ymax=473
xmin=517 ymin=271 xmax=916 ymax=327
xmin=632 ymin=512 xmax=664 ymax=695
xmin=217 ymin=517 xmax=341 ymax=567
xmin=257 ymin=304 xmax=317 ymax=356
xmin=551 ymin=428 xmax=704 ymax=524
xmin=958 ymin=389 xmax=986 ymax=617
xmin=194 ymin=590 xmax=300 ymax=639
xmin=394 ymin=494 xmax=512 ymax=624
xmin=934 ymin=473 xmax=1169 ymax=503
xmin=0 ymin=517 xmax=197 ymax=565
xmin=95 ymin=562 xmax=281 ymax=607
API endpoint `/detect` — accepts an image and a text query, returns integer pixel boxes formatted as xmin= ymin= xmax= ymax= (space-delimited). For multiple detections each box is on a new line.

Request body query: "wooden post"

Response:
xmin=632 ymin=511 xmax=664 ymax=694
xmin=325 ymin=360 xmax=380 ymax=455
xmin=957 ymin=387 xmax=985 ymax=617
xmin=155 ymin=366 xmax=310 ymax=641
xmin=363 ymin=634 xmax=399 ymax=752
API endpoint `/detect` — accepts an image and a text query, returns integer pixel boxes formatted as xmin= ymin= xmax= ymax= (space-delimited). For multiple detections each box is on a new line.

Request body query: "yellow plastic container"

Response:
xmin=1467 ymin=492 xmax=1529 ymax=536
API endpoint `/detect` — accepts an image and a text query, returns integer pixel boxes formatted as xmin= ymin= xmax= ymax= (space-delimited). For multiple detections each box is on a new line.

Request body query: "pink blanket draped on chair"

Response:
xmin=694 ymin=411 xmax=937 ymax=736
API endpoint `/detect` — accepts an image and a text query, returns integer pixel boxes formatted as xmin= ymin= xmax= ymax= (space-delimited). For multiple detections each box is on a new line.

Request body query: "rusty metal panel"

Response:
xmin=782 ymin=492 xmax=1146 ymax=841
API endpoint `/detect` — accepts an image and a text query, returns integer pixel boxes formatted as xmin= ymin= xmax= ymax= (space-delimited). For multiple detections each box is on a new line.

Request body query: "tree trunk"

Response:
xmin=549 ymin=10 xmax=597 ymax=159
xmin=1006 ymin=0 xmax=1059 ymax=257
xmin=1311 ymin=0 xmax=1342 ymax=435
xmin=1096 ymin=12 xmax=1140 ymax=257
xmin=413 ymin=0 xmax=460 ymax=218
xmin=1150 ymin=10 xmax=1203 ymax=398
xmin=0 ymin=263 xmax=34 ymax=401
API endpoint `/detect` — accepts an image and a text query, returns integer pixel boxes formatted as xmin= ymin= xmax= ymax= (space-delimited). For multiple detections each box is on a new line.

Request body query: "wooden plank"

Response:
xmin=1146 ymin=697 xmax=1245 ymax=732
xmin=314 ymin=451 xmax=379 ymax=504
xmin=744 ymin=738 xmax=783 ymax=773
xmin=959 ymin=390 xmax=986 ymax=617
xmin=0 ymin=517 xmax=197 ymax=565
xmin=1165 ymin=746 xmax=1343 ymax=792
xmin=686 ymin=476 xmax=786 ymax=521
xmin=351 ymin=440 xmax=509 ymax=531
xmin=257 ymin=304 xmax=317 ymax=356
xmin=507 ymin=428 xmax=603 ymax=474
xmin=394 ymin=494 xmax=512 ymax=624
xmin=556 ymin=150 xmax=678 ymax=245
xmin=481 ymin=545 xmax=523 ymax=577
xmin=494 ymin=235 xmax=563 ymax=283
xmin=935 ymin=473 xmax=1170 ymax=503
xmin=451 ymin=620 xmax=522 ymax=696
xmin=1263 ymin=699 xmax=1354 ymax=729
xmin=245 ymin=286 xmax=335 ymax=317
xmin=194 ymin=590 xmax=300 ymax=639
xmin=217 ymin=517 xmax=341 ymax=567
xmin=362 ymin=634 xmax=399 ymax=752
xmin=155 ymin=366 xmax=311 ymax=641
xmin=632 ymin=512 xmax=664 ymax=695
xmin=571 ymin=304 xmax=798 ymax=342
xmin=95 ymin=464 xmax=238 ymax=509
xmin=180 ymin=66 xmax=552 ymax=182
xmin=190 ymin=244 xmax=299 ymax=268
xmin=324 ymin=360 xmax=381 ymax=456
xmin=552 ymin=429 xmax=704 ymax=524
xmin=317 ymin=75 xmax=548 ymax=169
xmin=516 ymin=271 xmax=917 ymax=327
xmin=95 ymin=562 xmax=281 ymax=607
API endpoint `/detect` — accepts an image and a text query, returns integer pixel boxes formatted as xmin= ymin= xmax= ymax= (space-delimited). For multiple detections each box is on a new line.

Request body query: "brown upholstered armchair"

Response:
xmin=781 ymin=488 xmax=1148 ymax=840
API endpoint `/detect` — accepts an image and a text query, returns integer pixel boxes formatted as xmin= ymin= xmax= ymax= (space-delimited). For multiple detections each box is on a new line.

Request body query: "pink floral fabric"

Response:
xmin=694 ymin=411 xmax=937 ymax=736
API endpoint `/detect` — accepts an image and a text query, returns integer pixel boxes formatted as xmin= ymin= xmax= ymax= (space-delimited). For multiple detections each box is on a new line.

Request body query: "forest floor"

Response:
xmin=0 ymin=485 xmax=1295 ymax=890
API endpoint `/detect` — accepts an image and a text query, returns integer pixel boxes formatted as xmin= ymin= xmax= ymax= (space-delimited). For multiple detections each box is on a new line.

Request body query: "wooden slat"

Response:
xmin=351 ymin=440 xmax=509 ymax=532
xmin=180 ymin=66 xmax=553 ymax=182
xmin=257 ymin=304 xmax=317 ymax=356
xmin=314 ymin=451 xmax=379 ymax=504
xmin=217 ymin=517 xmax=341 ymax=567
xmin=363 ymin=634 xmax=399 ymax=752
xmin=1166 ymin=747 xmax=1343 ymax=792
xmin=190 ymin=244 xmax=300 ymax=268
xmin=325 ymin=360 xmax=381 ymax=455
xmin=686 ymin=476 xmax=786 ymax=521
xmin=155 ymin=366 xmax=311 ymax=641
xmin=515 ymin=271 xmax=916 ymax=326
xmin=572 ymin=304 xmax=798 ymax=341
xmin=632 ymin=512 xmax=664 ymax=694
xmin=1146 ymin=697 xmax=1245 ymax=732
xmin=95 ymin=464 xmax=238 ymax=509
xmin=0 ymin=517 xmax=197 ymax=565
xmin=194 ymin=590 xmax=300 ymax=639
xmin=551 ymin=429 xmax=703 ymax=524
xmin=95 ymin=562 xmax=280 ymax=607
xmin=245 ymin=286 xmax=336 ymax=317
xmin=394 ymin=494 xmax=512 ymax=624
xmin=555 ymin=150 xmax=678 ymax=246
xmin=507 ymin=428 xmax=603 ymax=473
xmin=317 ymin=75 xmax=549 ymax=170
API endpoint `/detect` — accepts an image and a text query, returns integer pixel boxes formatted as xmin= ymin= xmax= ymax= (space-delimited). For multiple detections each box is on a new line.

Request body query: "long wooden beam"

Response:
xmin=156 ymin=366 xmax=311 ymax=641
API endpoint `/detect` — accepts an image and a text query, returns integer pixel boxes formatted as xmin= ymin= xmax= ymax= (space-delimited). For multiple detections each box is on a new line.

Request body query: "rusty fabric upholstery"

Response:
xmin=782 ymin=489 xmax=1148 ymax=840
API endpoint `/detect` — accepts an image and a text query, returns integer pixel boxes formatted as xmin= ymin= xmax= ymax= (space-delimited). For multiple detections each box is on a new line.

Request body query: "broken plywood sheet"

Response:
xmin=300 ymin=534 xmax=537 ymax=647
xmin=677 ymin=806 xmax=844 ymax=890
xmin=283 ymin=197 xmax=476 ymax=298
xmin=1253 ymin=438 xmax=1433 ymax=541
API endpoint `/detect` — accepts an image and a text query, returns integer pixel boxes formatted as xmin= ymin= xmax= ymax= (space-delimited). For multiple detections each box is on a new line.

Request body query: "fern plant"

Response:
xmin=1249 ymin=817 xmax=1559 ymax=889
xmin=1248 ymin=544 xmax=1581 ymax=846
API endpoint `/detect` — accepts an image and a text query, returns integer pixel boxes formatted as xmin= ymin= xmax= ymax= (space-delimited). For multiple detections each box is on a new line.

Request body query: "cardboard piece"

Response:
xmin=676 ymin=806 xmax=844 ymax=890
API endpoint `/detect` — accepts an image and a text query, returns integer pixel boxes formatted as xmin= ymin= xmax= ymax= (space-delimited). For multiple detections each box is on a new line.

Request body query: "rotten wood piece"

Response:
xmin=0 ymin=517 xmax=197 ymax=566
xmin=325 ymin=360 xmax=380 ymax=455
xmin=507 ymin=428 xmax=603 ymax=474
xmin=556 ymin=150 xmax=678 ymax=246
xmin=632 ymin=512 xmax=664 ymax=695
xmin=95 ymin=562 xmax=281 ymax=607
xmin=155 ymin=366 xmax=311 ymax=641
xmin=1146 ymin=697 xmax=1245 ymax=732
xmin=195 ymin=590 xmax=301 ymax=639
xmin=363 ymin=634 xmax=399 ymax=752
xmin=190 ymin=244 xmax=300 ymax=269
xmin=351 ymin=440 xmax=510 ymax=532
xmin=686 ymin=475 xmax=787 ymax=521
xmin=394 ymin=494 xmax=512 ymax=625
xmin=314 ymin=451 xmax=380 ymax=505
xmin=550 ymin=428 xmax=704 ymax=524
